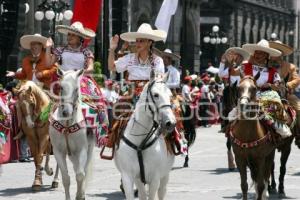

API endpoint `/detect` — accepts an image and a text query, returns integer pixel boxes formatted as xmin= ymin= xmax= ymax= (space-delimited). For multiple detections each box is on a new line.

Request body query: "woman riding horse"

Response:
xmin=218 ymin=47 xmax=250 ymax=170
xmin=45 ymin=21 xmax=108 ymax=200
xmin=223 ymin=39 xmax=291 ymax=139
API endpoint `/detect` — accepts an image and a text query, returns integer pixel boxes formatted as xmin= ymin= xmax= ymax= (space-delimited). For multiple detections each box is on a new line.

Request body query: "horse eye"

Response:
xmin=154 ymin=93 xmax=159 ymax=98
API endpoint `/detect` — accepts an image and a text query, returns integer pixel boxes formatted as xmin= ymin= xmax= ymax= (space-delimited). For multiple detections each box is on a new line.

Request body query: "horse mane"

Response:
xmin=19 ymin=81 xmax=50 ymax=106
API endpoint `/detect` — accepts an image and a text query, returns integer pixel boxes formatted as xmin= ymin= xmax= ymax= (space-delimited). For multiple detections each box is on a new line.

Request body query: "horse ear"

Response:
xmin=284 ymin=73 xmax=289 ymax=84
xmin=27 ymin=86 xmax=32 ymax=94
xmin=239 ymin=68 xmax=245 ymax=79
xmin=163 ymin=71 xmax=170 ymax=83
xmin=254 ymin=71 xmax=260 ymax=81
xmin=150 ymin=69 xmax=155 ymax=82
xmin=76 ymin=69 xmax=84 ymax=77
xmin=233 ymin=80 xmax=238 ymax=87
xmin=57 ymin=68 xmax=64 ymax=77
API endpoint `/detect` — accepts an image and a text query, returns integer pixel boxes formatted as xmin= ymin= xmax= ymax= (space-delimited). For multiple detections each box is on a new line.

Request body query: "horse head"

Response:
xmin=17 ymin=81 xmax=47 ymax=128
xmin=238 ymin=73 xmax=260 ymax=119
xmin=139 ymin=70 xmax=176 ymax=133
xmin=57 ymin=69 xmax=84 ymax=119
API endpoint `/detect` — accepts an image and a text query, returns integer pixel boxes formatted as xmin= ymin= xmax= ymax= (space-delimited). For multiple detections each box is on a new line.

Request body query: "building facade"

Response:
xmin=200 ymin=0 xmax=297 ymax=68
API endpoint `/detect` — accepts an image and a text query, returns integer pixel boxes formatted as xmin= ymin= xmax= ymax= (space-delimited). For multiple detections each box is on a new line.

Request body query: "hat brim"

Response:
xmin=120 ymin=31 xmax=166 ymax=42
xmin=225 ymin=47 xmax=250 ymax=61
xmin=269 ymin=41 xmax=294 ymax=56
xmin=20 ymin=35 xmax=48 ymax=49
xmin=242 ymin=44 xmax=281 ymax=57
xmin=153 ymin=48 xmax=181 ymax=60
xmin=56 ymin=25 xmax=95 ymax=39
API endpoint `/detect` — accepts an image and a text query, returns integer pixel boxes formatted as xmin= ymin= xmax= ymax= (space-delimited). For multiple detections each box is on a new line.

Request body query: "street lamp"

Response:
xmin=203 ymin=25 xmax=228 ymax=65
xmin=35 ymin=0 xmax=73 ymax=41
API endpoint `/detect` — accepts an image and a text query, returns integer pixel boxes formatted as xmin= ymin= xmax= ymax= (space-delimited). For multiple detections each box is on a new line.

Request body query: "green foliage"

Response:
xmin=94 ymin=61 xmax=104 ymax=87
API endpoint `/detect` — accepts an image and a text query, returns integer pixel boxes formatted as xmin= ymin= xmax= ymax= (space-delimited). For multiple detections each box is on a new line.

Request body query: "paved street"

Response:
xmin=1 ymin=125 xmax=300 ymax=200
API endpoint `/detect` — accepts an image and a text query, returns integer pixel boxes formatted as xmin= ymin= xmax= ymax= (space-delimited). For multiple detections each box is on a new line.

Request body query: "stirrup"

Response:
xmin=100 ymin=145 xmax=115 ymax=160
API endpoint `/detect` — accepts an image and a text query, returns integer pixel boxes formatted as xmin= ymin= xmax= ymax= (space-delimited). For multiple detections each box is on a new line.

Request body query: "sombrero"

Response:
xmin=20 ymin=34 xmax=47 ymax=49
xmin=269 ymin=40 xmax=294 ymax=56
xmin=242 ymin=39 xmax=281 ymax=57
xmin=154 ymin=48 xmax=181 ymax=60
xmin=225 ymin=47 xmax=250 ymax=61
xmin=120 ymin=23 xmax=167 ymax=42
xmin=56 ymin=21 xmax=96 ymax=39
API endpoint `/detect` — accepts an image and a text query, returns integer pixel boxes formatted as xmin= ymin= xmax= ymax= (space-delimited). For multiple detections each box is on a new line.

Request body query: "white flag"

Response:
xmin=155 ymin=0 xmax=178 ymax=40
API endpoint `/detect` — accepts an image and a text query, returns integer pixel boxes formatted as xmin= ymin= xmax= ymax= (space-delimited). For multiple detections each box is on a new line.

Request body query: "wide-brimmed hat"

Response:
xmin=242 ymin=39 xmax=281 ymax=57
xmin=225 ymin=47 xmax=250 ymax=61
xmin=20 ymin=34 xmax=47 ymax=49
xmin=154 ymin=48 xmax=181 ymax=60
xmin=56 ymin=21 xmax=96 ymax=39
xmin=120 ymin=23 xmax=167 ymax=42
xmin=269 ymin=40 xmax=294 ymax=56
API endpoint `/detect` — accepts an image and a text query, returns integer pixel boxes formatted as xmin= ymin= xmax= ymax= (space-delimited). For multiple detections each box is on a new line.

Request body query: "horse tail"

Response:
xmin=247 ymin=157 xmax=258 ymax=183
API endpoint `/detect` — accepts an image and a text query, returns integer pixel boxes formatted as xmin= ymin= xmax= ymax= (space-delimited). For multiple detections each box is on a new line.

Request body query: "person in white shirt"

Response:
xmin=160 ymin=49 xmax=181 ymax=90
xmin=108 ymin=23 xmax=165 ymax=82
xmin=225 ymin=40 xmax=291 ymax=138
xmin=103 ymin=80 xmax=119 ymax=128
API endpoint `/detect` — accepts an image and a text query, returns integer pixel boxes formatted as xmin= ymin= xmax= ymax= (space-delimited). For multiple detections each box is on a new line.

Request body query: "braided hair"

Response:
xmin=148 ymin=40 xmax=155 ymax=68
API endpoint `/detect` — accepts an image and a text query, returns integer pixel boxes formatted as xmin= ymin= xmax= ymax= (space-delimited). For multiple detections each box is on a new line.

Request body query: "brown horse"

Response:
xmin=269 ymin=75 xmax=300 ymax=197
xmin=230 ymin=75 xmax=276 ymax=200
xmin=17 ymin=81 xmax=59 ymax=191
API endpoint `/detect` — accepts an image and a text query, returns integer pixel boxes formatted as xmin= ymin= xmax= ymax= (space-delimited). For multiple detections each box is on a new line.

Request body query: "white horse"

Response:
xmin=49 ymin=69 xmax=95 ymax=200
xmin=114 ymin=72 xmax=176 ymax=200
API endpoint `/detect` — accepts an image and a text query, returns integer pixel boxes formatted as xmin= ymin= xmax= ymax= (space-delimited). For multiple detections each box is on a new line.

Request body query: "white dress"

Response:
xmin=115 ymin=53 xmax=165 ymax=80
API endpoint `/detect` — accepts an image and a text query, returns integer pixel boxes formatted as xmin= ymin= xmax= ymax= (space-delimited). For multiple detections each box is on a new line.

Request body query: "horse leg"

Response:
xmin=121 ymin=174 xmax=135 ymax=200
xmin=148 ymin=177 xmax=160 ymax=200
xmin=278 ymin=141 xmax=292 ymax=197
xmin=235 ymin=157 xmax=248 ymax=200
xmin=134 ymin=178 xmax=147 ymax=200
xmin=71 ymin=150 xmax=88 ymax=200
xmin=23 ymin=128 xmax=42 ymax=191
xmin=158 ymin=174 xmax=170 ymax=200
xmin=226 ymin=139 xmax=236 ymax=171
xmin=183 ymin=153 xmax=189 ymax=168
xmin=268 ymin=160 xmax=276 ymax=193
xmin=51 ymin=164 xmax=60 ymax=188
xmin=53 ymin=149 xmax=71 ymax=200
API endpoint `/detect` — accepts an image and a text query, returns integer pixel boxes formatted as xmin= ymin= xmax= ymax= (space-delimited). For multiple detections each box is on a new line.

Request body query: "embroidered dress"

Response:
xmin=52 ymin=46 xmax=108 ymax=146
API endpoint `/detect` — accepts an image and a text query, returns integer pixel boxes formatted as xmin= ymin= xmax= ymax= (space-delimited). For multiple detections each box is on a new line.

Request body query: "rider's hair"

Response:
xmin=149 ymin=40 xmax=154 ymax=68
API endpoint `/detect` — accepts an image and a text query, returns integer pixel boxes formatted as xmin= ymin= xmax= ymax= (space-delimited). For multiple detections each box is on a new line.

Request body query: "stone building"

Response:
xmin=200 ymin=0 xmax=297 ymax=68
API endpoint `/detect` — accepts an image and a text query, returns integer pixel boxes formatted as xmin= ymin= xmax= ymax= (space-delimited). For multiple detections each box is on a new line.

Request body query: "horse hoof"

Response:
xmin=183 ymin=162 xmax=189 ymax=168
xmin=32 ymin=184 xmax=42 ymax=191
xmin=51 ymin=181 xmax=59 ymax=188
xmin=134 ymin=189 xmax=138 ymax=197
xmin=120 ymin=184 xmax=125 ymax=194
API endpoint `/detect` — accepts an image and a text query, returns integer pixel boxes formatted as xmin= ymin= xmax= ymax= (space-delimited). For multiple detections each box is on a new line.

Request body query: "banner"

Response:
xmin=72 ymin=0 xmax=103 ymax=44
xmin=155 ymin=0 xmax=178 ymax=40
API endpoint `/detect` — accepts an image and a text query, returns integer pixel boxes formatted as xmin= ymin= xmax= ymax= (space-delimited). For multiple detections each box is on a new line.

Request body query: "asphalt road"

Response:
xmin=1 ymin=125 xmax=300 ymax=200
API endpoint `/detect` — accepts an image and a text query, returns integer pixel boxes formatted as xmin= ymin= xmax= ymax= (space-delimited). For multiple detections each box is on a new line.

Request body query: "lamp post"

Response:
xmin=203 ymin=25 xmax=228 ymax=65
xmin=34 ymin=0 xmax=73 ymax=41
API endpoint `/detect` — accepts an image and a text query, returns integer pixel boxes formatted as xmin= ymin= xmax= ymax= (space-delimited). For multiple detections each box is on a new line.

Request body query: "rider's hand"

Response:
xmin=261 ymin=83 xmax=271 ymax=89
xmin=35 ymin=72 xmax=43 ymax=79
xmin=110 ymin=34 xmax=119 ymax=51
xmin=6 ymin=71 xmax=16 ymax=77
xmin=45 ymin=37 xmax=54 ymax=48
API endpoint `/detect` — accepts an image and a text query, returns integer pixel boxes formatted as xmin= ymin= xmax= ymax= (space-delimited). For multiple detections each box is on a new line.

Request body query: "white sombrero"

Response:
xmin=120 ymin=23 xmax=167 ymax=42
xmin=269 ymin=40 xmax=294 ymax=56
xmin=153 ymin=48 xmax=181 ymax=60
xmin=225 ymin=47 xmax=250 ymax=61
xmin=20 ymin=34 xmax=47 ymax=49
xmin=242 ymin=39 xmax=281 ymax=57
xmin=56 ymin=21 xmax=96 ymax=39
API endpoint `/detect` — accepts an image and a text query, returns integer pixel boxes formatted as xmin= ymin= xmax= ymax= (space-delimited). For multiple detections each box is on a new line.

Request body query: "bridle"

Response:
xmin=121 ymin=80 xmax=173 ymax=184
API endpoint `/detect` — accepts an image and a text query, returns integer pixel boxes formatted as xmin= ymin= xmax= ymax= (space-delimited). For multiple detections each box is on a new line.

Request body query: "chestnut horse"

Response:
xmin=17 ymin=81 xmax=59 ymax=191
xmin=230 ymin=75 xmax=276 ymax=200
